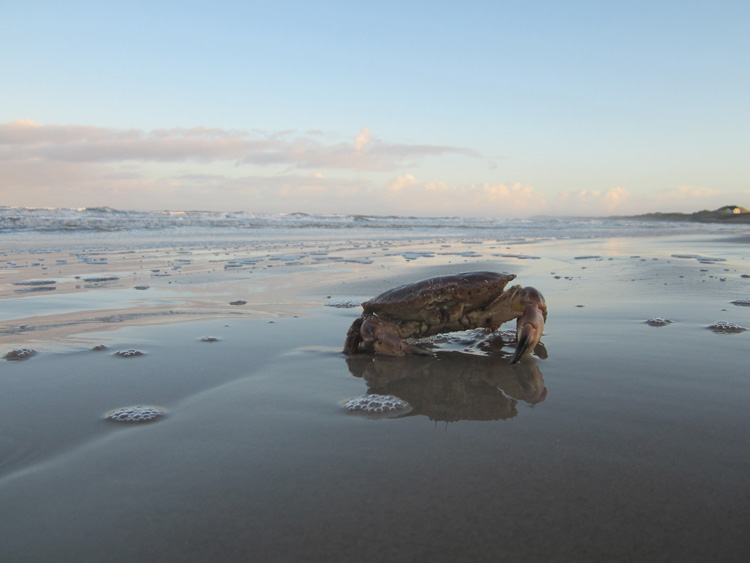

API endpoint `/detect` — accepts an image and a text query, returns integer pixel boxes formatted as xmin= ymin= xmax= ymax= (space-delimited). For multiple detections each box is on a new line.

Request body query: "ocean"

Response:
xmin=2 ymin=205 xmax=746 ymax=247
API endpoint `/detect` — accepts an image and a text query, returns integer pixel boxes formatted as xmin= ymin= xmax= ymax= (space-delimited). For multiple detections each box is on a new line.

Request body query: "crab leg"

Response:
xmin=510 ymin=287 xmax=546 ymax=364
xmin=360 ymin=317 xmax=431 ymax=356
xmin=343 ymin=318 xmax=365 ymax=354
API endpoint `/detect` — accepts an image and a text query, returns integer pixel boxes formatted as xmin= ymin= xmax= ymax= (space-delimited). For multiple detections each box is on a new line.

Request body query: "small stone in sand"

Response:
xmin=707 ymin=322 xmax=747 ymax=334
xmin=3 ymin=348 xmax=37 ymax=361
xmin=229 ymin=300 xmax=247 ymax=305
xmin=91 ymin=345 xmax=108 ymax=351
xmin=134 ymin=285 xmax=150 ymax=290
xmin=200 ymin=336 xmax=220 ymax=342
xmin=114 ymin=349 xmax=145 ymax=357
xmin=646 ymin=318 xmax=673 ymax=327
xmin=731 ymin=299 xmax=750 ymax=307
xmin=106 ymin=405 xmax=166 ymax=423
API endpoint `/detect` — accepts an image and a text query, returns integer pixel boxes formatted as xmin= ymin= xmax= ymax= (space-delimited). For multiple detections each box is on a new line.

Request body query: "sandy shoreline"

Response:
xmin=2 ymin=232 xmax=749 ymax=562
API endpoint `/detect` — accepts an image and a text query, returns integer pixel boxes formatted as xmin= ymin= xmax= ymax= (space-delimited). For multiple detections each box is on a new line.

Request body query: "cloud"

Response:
xmin=0 ymin=119 xmax=475 ymax=171
xmin=0 ymin=119 xmax=486 ymax=211
xmin=353 ymin=126 xmax=371 ymax=150
xmin=383 ymin=176 xmax=547 ymax=216
xmin=552 ymin=184 xmax=732 ymax=216
xmin=554 ymin=187 xmax=630 ymax=215
xmin=387 ymin=173 xmax=418 ymax=193
xmin=657 ymin=185 xmax=720 ymax=200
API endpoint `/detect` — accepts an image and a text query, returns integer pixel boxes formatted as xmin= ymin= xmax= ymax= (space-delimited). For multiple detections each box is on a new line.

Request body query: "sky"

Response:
xmin=1 ymin=0 xmax=748 ymax=217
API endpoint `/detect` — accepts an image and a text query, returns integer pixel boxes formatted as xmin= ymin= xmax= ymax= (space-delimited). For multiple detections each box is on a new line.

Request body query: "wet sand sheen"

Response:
xmin=1 ymin=233 xmax=749 ymax=562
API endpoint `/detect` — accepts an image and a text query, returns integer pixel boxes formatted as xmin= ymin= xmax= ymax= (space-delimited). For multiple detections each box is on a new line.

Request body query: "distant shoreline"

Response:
xmin=608 ymin=205 xmax=750 ymax=224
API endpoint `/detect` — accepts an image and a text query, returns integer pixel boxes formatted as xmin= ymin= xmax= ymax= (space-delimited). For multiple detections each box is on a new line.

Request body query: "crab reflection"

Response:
xmin=345 ymin=348 xmax=547 ymax=423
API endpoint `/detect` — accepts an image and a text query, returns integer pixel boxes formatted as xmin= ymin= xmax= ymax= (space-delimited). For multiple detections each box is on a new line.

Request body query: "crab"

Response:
xmin=343 ymin=271 xmax=546 ymax=363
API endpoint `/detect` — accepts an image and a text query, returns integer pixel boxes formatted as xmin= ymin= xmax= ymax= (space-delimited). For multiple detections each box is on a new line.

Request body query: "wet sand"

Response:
xmin=1 ymin=232 xmax=749 ymax=562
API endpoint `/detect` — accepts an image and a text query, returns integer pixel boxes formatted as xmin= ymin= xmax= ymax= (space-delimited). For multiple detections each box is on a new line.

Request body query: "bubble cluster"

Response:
xmin=645 ymin=318 xmax=673 ymax=327
xmin=105 ymin=405 xmax=166 ymax=423
xmin=707 ymin=321 xmax=747 ymax=334
xmin=344 ymin=394 xmax=412 ymax=417
xmin=3 ymin=348 xmax=37 ymax=361
xmin=113 ymin=349 xmax=145 ymax=357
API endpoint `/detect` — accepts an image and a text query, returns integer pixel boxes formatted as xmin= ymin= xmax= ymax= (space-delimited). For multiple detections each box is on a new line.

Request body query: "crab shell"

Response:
xmin=362 ymin=271 xmax=518 ymax=334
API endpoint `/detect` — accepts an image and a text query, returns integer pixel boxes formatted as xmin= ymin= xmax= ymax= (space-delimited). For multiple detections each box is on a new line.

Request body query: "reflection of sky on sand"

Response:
xmin=4 ymin=229 xmax=749 ymax=353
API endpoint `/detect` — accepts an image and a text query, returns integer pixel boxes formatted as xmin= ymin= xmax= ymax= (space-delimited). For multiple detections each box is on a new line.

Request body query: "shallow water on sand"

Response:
xmin=1 ymin=233 xmax=749 ymax=562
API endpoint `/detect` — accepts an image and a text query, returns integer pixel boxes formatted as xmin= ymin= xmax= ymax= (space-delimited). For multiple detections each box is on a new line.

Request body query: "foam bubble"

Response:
xmin=3 ymin=348 xmax=37 ymax=361
xmin=105 ymin=405 xmax=166 ymax=423
xmin=707 ymin=321 xmax=747 ymax=334
xmin=114 ymin=349 xmax=145 ymax=357
xmin=343 ymin=394 xmax=412 ymax=418
xmin=645 ymin=318 xmax=673 ymax=327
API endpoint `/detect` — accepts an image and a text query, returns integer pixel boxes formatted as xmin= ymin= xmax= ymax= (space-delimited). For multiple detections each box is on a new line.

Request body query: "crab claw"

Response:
xmin=510 ymin=287 xmax=546 ymax=364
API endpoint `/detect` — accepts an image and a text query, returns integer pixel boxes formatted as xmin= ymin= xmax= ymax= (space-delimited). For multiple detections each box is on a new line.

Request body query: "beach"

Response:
xmin=1 ymin=223 xmax=749 ymax=562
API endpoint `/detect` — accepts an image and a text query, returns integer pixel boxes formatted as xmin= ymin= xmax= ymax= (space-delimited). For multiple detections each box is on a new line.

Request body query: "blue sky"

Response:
xmin=2 ymin=0 xmax=748 ymax=216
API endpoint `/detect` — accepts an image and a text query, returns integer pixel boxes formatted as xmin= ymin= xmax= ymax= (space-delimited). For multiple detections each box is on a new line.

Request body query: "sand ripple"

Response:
xmin=83 ymin=276 xmax=120 ymax=282
xmin=11 ymin=279 xmax=56 ymax=286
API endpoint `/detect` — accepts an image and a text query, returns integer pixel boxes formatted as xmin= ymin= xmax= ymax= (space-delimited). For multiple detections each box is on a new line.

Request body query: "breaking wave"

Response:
xmin=0 ymin=206 xmax=743 ymax=240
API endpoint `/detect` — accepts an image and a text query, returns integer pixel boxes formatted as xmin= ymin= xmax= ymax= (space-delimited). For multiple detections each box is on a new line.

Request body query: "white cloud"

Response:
xmin=552 ymin=184 xmax=735 ymax=216
xmin=382 ymin=176 xmax=547 ymax=216
xmin=387 ymin=173 xmax=418 ymax=193
xmin=0 ymin=120 xmax=474 ymax=171
xmin=658 ymin=185 xmax=719 ymax=200
xmin=554 ymin=187 xmax=630 ymax=215
xmin=9 ymin=120 xmax=732 ymax=217
xmin=0 ymin=120 xmax=485 ymax=211
xmin=353 ymin=126 xmax=371 ymax=150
